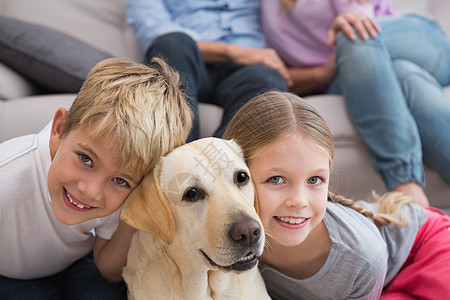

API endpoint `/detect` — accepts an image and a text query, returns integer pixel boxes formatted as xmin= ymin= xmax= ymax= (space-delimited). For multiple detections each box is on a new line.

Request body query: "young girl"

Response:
xmin=260 ymin=0 xmax=450 ymax=207
xmin=224 ymin=91 xmax=450 ymax=299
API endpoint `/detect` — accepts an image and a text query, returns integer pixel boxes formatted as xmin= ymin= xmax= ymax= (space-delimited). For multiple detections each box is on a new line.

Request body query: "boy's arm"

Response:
xmin=93 ymin=220 xmax=137 ymax=283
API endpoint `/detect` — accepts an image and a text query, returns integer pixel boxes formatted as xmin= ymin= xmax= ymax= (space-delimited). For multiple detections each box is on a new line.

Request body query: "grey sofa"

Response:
xmin=0 ymin=0 xmax=449 ymax=211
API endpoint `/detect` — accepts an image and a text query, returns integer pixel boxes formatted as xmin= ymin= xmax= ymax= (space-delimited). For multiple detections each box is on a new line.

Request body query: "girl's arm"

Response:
xmin=93 ymin=220 xmax=137 ymax=282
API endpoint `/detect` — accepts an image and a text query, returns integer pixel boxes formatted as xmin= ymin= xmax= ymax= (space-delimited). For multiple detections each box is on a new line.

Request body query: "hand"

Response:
xmin=228 ymin=45 xmax=293 ymax=86
xmin=286 ymin=53 xmax=336 ymax=95
xmin=328 ymin=12 xmax=381 ymax=46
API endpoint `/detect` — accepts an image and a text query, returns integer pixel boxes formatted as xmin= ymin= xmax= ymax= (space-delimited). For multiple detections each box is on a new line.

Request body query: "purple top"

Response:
xmin=261 ymin=0 xmax=397 ymax=68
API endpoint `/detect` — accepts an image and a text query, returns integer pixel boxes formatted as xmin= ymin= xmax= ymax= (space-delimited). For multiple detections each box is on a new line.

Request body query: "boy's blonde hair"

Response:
xmin=224 ymin=91 xmax=410 ymax=227
xmin=61 ymin=57 xmax=193 ymax=176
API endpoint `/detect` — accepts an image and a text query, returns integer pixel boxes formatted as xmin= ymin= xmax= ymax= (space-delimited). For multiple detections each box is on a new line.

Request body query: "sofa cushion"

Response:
xmin=0 ymin=16 xmax=111 ymax=93
xmin=1 ymin=0 xmax=143 ymax=60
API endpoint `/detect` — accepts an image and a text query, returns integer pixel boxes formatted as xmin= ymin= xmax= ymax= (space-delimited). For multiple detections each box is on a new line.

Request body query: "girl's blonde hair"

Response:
xmin=61 ymin=57 xmax=193 ymax=176
xmin=224 ymin=91 xmax=410 ymax=227
xmin=224 ymin=91 xmax=334 ymax=163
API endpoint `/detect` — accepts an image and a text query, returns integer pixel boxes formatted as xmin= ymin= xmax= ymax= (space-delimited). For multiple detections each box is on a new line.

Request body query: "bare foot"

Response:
xmin=393 ymin=182 xmax=430 ymax=207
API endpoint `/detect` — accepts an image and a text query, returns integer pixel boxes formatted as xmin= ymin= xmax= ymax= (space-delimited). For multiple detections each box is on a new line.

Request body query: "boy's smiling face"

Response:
xmin=47 ymin=108 xmax=142 ymax=225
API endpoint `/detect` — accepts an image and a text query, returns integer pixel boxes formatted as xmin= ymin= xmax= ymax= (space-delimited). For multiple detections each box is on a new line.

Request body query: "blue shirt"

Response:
xmin=126 ymin=0 xmax=266 ymax=52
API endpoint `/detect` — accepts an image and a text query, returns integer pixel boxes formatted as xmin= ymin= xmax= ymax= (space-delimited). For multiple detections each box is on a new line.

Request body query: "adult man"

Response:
xmin=127 ymin=0 xmax=291 ymax=140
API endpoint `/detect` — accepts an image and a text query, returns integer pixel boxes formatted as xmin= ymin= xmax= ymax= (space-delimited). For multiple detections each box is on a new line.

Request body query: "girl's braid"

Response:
xmin=328 ymin=191 xmax=411 ymax=227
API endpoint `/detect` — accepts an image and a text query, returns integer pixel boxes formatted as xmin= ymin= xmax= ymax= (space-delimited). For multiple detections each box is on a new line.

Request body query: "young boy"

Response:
xmin=0 ymin=57 xmax=193 ymax=299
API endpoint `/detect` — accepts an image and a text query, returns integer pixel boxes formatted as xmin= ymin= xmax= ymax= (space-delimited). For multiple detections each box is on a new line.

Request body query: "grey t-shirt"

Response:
xmin=260 ymin=201 xmax=427 ymax=300
xmin=356 ymin=200 xmax=427 ymax=284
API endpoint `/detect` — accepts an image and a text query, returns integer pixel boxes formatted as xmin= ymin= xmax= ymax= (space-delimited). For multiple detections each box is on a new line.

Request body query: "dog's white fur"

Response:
xmin=121 ymin=137 xmax=270 ymax=300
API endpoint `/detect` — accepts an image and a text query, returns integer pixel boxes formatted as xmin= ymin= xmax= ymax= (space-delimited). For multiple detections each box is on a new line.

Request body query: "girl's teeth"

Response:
xmin=66 ymin=190 xmax=91 ymax=209
xmin=277 ymin=216 xmax=305 ymax=224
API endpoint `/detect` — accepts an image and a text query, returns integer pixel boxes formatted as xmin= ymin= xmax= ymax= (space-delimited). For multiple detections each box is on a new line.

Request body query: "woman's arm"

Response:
xmin=93 ymin=220 xmax=137 ymax=283
xmin=288 ymin=10 xmax=380 ymax=95
xmin=288 ymin=54 xmax=336 ymax=95
xmin=328 ymin=11 xmax=381 ymax=45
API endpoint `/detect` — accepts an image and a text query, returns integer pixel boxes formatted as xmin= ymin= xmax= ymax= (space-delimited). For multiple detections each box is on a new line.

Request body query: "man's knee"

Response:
xmin=151 ymin=32 xmax=196 ymax=51
xmin=145 ymin=32 xmax=199 ymax=64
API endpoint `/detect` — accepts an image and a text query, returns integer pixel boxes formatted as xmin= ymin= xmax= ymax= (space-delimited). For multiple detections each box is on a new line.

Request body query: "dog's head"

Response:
xmin=121 ymin=137 xmax=264 ymax=272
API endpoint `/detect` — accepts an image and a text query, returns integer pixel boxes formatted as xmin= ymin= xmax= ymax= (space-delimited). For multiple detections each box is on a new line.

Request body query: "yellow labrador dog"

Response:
xmin=120 ymin=137 xmax=270 ymax=300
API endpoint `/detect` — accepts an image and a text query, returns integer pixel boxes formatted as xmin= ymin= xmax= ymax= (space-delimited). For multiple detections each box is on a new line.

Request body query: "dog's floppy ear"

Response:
xmin=120 ymin=162 xmax=176 ymax=245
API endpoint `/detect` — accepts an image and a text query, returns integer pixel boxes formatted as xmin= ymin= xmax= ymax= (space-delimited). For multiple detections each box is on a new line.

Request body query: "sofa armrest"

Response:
xmin=0 ymin=94 xmax=75 ymax=142
xmin=0 ymin=62 xmax=42 ymax=99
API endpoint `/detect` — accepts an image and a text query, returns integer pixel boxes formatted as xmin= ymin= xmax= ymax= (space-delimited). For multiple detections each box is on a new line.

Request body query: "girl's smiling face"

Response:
xmin=248 ymin=132 xmax=330 ymax=247
xmin=47 ymin=108 xmax=141 ymax=225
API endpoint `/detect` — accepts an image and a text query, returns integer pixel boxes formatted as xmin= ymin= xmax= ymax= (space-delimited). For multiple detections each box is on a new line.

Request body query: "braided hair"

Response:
xmin=328 ymin=191 xmax=411 ymax=227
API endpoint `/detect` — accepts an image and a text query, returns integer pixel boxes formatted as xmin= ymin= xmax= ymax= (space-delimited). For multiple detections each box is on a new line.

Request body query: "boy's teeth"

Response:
xmin=277 ymin=216 xmax=305 ymax=224
xmin=66 ymin=190 xmax=91 ymax=209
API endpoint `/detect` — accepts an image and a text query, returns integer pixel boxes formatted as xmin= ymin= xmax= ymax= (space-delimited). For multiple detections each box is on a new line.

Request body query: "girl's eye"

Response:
xmin=308 ymin=176 xmax=323 ymax=185
xmin=79 ymin=153 xmax=92 ymax=166
xmin=268 ymin=176 xmax=285 ymax=184
xmin=113 ymin=177 xmax=129 ymax=187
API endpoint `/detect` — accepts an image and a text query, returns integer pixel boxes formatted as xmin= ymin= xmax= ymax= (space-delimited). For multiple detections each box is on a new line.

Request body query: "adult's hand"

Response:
xmin=228 ymin=45 xmax=292 ymax=86
xmin=197 ymin=41 xmax=292 ymax=86
xmin=286 ymin=53 xmax=336 ymax=95
xmin=328 ymin=12 xmax=381 ymax=46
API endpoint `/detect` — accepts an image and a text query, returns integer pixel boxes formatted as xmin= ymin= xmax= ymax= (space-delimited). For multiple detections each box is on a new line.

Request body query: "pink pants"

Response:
xmin=381 ymin=207 xmax=450 ymax=300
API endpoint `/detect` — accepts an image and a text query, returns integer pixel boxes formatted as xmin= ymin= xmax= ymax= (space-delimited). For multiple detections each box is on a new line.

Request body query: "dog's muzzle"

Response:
xmin=200 ymin=250 xmax=260 ymax=272
xmin=200 ymin=216 xmax=264 ymax=272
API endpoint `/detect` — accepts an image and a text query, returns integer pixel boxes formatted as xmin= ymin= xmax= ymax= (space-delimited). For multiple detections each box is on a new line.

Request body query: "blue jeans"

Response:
xmin=145 ymin=32 xmax=288 ymax=141
xmin=329 ymin=14 xmax=450 ymax=190
xmin=0 ymin=252 xmax=127 ymax=300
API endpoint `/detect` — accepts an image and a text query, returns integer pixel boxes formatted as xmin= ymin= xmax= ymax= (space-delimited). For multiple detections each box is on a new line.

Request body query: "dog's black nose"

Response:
xmin=229 ymin=217 xmax=262 ymax=247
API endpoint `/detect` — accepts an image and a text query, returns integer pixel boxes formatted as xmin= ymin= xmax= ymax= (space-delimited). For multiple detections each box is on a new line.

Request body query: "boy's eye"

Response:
xmin=79 ymin=153 xmax=92 ymax=166
xmin=308 ymin=176 xmax=323 ymax=185
xmin=268 ymin=176 xmax=285 ymax=184
xmin=113 ymin=177 xmax=129 ymax=187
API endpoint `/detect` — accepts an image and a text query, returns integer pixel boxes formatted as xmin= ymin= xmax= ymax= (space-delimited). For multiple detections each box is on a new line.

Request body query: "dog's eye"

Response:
xmin=234 ymin=171 xmax=249 ymax=187
xmin=182 ymin=187 xmax=205 ymax=202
